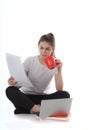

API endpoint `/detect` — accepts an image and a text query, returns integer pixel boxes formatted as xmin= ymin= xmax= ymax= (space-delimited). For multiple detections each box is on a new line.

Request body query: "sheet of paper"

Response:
xmin=6 ymin=53 xmax=33 ymax=87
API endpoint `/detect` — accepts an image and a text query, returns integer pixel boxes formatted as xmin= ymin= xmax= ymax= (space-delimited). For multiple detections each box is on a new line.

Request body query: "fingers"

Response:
xmin=8 ymin=77 xmax=16 ymax=86
xmin=55 ymin=59 xmax=63 ymax=68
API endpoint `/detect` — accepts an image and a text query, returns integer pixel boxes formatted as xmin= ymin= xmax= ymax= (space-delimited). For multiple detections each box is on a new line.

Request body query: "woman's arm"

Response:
xmin=55 ymin=60 xmax=63 ymax=91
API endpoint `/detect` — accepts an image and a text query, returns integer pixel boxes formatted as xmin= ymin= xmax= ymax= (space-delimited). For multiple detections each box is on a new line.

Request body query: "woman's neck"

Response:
xmin=38 ymin=55 xmax=45 ymax=65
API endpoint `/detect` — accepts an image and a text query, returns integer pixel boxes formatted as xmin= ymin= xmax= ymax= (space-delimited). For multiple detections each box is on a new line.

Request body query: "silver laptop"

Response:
xmin=39 ymin=98 xmax=72 ymax=119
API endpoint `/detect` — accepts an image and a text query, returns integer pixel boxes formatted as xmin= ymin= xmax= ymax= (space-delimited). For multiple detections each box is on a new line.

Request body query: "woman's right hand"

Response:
xmin=8 ymin=77 xmax=16 ymax=86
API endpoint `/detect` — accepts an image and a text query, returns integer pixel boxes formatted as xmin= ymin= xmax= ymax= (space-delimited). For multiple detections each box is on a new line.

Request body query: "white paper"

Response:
xmin=6 ymin=53 xmax=33 ymax=87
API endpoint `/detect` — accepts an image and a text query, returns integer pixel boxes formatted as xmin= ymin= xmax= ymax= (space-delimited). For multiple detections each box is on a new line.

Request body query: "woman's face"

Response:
xmin=38 ymin=41 xmax=54 ymax=58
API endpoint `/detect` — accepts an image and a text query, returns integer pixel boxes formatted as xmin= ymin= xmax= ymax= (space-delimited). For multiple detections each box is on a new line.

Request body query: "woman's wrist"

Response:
xmin=57 ymin=66 xmax=62 ymax=73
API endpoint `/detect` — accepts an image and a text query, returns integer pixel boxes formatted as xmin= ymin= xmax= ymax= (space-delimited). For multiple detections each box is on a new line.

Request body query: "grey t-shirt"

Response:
xmin=20 ymin=55 xmax=58 ymax=95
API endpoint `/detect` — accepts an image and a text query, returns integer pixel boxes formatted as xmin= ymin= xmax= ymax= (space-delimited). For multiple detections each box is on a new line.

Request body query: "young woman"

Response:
xmin=6 ymin=33 xmax=70 ymax=115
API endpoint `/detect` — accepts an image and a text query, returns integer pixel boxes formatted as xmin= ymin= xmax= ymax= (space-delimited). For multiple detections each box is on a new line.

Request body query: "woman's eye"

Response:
xmin=40 ymin=47 xmax=43 ymax=49
xmin=46 ymin=48 xmax=50 ymax=51
xmin=40 ymin=47 xmax=50 ymax=51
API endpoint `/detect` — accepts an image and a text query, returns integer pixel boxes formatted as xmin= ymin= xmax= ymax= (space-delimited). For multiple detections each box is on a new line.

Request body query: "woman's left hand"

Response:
xmin=55 ymin=59 xmax=63 ymax=69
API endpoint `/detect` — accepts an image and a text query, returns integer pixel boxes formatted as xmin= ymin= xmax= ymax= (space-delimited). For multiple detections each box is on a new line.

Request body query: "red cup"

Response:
xmin=44 ymin=56 xmax=58 ymax=69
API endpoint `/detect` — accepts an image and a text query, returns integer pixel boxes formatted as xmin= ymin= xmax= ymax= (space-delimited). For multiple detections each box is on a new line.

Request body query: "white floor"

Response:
xmin=0 ymin=82 xmax=89 ymax=130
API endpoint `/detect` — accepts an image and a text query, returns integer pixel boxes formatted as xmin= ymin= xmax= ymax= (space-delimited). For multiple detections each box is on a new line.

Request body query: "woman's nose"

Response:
xmin=42 ymin=49 xmax=46 ymax=54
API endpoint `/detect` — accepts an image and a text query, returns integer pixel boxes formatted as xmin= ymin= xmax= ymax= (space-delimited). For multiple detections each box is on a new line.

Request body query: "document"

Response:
xmin=6 ymin=53 xmax=33 ymax=87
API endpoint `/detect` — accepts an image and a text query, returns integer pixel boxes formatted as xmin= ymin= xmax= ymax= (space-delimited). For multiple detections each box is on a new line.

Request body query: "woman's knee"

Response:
xmin=63 ymin=91 xmax=70 ymax=98
xmin=57 ymin=90 xmax=70 ymax=98
xmin=5 ymin=86 xmax=17 ymax=97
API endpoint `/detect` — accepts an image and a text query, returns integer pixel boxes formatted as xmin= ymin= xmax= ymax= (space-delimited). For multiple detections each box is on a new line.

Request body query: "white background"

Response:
xmin=0 ymin=0 xmax=89 ymax=130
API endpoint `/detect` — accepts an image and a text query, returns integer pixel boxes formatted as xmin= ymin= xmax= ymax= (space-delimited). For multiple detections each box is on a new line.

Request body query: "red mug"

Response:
xmin=44 ymin=56 xmax=59 ymax=69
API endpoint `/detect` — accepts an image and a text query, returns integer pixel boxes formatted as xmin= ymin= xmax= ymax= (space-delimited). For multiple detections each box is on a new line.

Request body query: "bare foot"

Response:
xmin=30 ymin=104 xmax=40 ymax=114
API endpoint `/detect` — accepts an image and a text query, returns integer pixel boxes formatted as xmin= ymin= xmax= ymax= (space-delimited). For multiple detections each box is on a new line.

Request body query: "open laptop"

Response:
xmin=38 ymin=98 xmax=72 ymax=119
